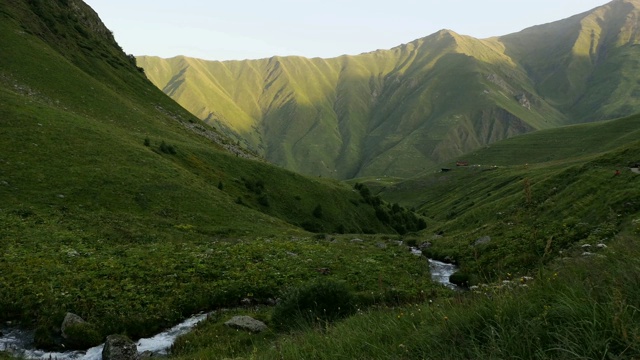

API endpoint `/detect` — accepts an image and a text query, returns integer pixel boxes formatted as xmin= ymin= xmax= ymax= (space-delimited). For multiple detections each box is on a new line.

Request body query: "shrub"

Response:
xmin=271 ymin=279 xmax=356 ymax=331
xmin=217 ymin=181 xmax=224 ymax=190
xmin=63 ymin=322 xmax=103 ymax=349
xmin=449 ymin=271 xmax=470 ymax=287
xmin=258 ymin=195 xmax=270 ymax=207
xmin=301 ymin=221 xmax=323 ymax=233
xmin=159 ymin=141 xmax=177 ymax=155
xmin=143 ymin=137 xmax=151 ymax=147
xmin=33 ymin=326 xmax=59 ymax=350
xmin=312 ymin=204 xmax=323 ymax=219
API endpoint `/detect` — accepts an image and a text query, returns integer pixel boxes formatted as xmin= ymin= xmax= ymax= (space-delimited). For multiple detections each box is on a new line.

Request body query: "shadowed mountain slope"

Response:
xmin=139 ymin=0 xmax=640 ymax=179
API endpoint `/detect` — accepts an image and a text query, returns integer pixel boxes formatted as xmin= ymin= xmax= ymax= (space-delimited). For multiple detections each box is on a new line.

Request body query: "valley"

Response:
xmin=0 ymin=0 xmax=639 ymax=359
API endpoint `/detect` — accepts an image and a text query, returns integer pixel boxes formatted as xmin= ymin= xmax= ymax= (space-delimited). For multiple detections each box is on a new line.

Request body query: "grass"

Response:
xmin=2 ymin=0 xmax=640 ymax=358
xmin=168 ymin=231 xmax=640 ymax=359
xmin=0 ymin=0 xmax=427 ymax=348
xmin=379 ymin=137 xmax=640 ymax=281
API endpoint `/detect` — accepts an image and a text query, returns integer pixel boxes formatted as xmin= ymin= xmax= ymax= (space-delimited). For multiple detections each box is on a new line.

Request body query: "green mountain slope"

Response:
xmin=138 ymin=0 xmax=640 ymax=180
xmin=377 ymin=108 xmax=640 ymax=282
xmin=0 ymin=0 xmax=429 ymax=346
xmin=165 ymin=74 xmax=640 ymax=360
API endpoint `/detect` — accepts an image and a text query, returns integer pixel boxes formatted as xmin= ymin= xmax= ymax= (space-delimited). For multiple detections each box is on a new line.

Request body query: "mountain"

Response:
xmin=139 ymin=0 xmax=640 ymax=180
xmin=376 ymin=109 xmax=640 ymax=277
xmin=0 ymin=0 xmax=427 ymax=347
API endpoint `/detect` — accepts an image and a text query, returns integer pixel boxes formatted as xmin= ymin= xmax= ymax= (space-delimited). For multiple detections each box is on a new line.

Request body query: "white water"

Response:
xmin=410 ymin=247 xmax=459 ymax=290
xmin=2 ymin=248 xmax=458 ymax=359
xmin=1 ymin=313 xmax=209 ymax=360
xmin=427 ymin=259 xmax=459 ymax=290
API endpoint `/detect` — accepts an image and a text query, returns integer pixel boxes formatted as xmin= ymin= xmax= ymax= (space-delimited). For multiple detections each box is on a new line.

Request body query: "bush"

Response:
xmin=271 ymin=279 xmax=356 ymax=331
xmin=449 ymin=271 xmax=470 ymax=287
xmin=63 ymin=322 xmax=103 ymax=349
xmin=33 ymin=326 xmax=59 ymax=350
xmin=301 ymin=221 xmax=323 ymax=233
xmin=258 ymin=195 xmax=270 ymax=207
xmin=312 ymin=205 xmax=323 ymax=219
xmin=159 ymin=141 xmax=177 ymax=155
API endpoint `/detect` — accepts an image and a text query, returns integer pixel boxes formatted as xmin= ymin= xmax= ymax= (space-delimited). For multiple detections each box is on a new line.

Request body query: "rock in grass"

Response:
xmin=61 ymin=312 xmax=85 ymax=338
xmin=474 ymin=236 xmax=491 ymax=246
xmin=224 ymin=316 xmax=268 ymax=333
xmin=102 ymin=334 xmax=138 ymax=360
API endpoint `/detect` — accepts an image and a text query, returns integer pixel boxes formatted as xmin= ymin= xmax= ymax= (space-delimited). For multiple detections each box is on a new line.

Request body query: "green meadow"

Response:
xmin=1 ymin=0 xmax=640 ymax=359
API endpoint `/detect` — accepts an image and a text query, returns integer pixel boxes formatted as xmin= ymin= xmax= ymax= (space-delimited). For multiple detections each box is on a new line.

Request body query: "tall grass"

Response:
xmin=172 ymin=232 xmax=639 ymax=359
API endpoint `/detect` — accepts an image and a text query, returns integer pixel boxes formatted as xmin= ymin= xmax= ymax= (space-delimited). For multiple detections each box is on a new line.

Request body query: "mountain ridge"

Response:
xmin=138 ymin=0 xmax=640 ymax=180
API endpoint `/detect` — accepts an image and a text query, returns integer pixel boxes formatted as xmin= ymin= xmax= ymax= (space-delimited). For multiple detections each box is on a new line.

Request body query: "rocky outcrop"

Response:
xmin=61 ymin=312 xmax=85 ymax=338
xmin=102 ymin=334 xmax=138 ymax=360
xmin=224 ymin=316 xmax=268 ymax=333
xmin=516 ymin=93 xmax=531 ymax=109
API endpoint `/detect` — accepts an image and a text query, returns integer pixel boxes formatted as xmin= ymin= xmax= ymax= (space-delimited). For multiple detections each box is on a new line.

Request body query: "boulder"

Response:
xmin=376 ymin=242 xmax=387 ymax=249
xmin=61 ymin=312 xmax=85 ymax=338
xmin=350 ymin=238 xmax=364 ymax=243
xmin=474 ymin=236 xmax=491 ymax=246
xmin=224 ymin=316 xmax=268 ymax=333
xmin=419 ymin=242 xmax=432 ymax=250
xmin=102 ymin=334 xmax=138 ymax=360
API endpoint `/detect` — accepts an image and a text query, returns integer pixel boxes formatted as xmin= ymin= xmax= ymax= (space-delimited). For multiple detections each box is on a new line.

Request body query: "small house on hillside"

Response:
xmin=456 ymin=161 xmax=469 ymax=167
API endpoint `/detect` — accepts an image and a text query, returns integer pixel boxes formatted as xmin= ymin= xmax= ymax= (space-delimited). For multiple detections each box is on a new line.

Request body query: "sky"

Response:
xmin=84 ymin=0 xmax=610 ymax=61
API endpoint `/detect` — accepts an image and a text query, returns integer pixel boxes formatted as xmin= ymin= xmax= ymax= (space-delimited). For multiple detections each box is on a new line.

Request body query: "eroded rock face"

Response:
xmin=102 ymin=334 xmax=138 ymax=360
xmin=224 ymin=316 xmax=268 ymax=333
xmin=61 ymin=312 xmax=85 ymax=338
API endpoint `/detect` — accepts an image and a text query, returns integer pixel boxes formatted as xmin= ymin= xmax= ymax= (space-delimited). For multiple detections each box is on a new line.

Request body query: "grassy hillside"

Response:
xmin=0 ymin=0 xmax=431 ymax=349
xmin=378 ymin=111 xmax=640 ymax=282
xmin=139 ymin=0 xmax=640 ymax=180
xmin=163 ymin=98 xmax=640 ymax=360
xmin=138 ymin=30 xmax=561 ymax=179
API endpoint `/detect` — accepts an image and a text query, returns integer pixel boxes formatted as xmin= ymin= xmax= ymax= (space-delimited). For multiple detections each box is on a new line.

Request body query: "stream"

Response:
xmin=1 ymin=313 xmax=208 ymax=359
xmin=410 ymin=247 xmax=459 ymax=290
xmin=1 ymin=249 xmax=458 ymax=359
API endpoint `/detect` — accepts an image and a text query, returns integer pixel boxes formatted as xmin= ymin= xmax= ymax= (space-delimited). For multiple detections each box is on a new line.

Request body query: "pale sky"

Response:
xmin=84 ymin=0 xmax=610 ymax=61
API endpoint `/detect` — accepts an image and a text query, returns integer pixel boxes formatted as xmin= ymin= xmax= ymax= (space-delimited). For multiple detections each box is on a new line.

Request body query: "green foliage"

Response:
xmin=0 ymin=0 xmax=404 ymax=345
xmin=63 ymin=322 xmax=103 ymax=349
xmin=143 ymin=137 xmax=151 ymax=147
xmin=257 ymin=194 xmax=270 ymax=207
xmin=355 ymin=183 xmax=426 ymax=235
xmin=242 ymin=177 xmax=265 ymax=195
xmin=271 ymin=279 xmax=356 ymax=331
xmin=177 ymin=234 xmax=640 ymax=360
xmin=312 ymin=204 xmax=323 ymax=219
xmin=159 ymin=140 xmax=177 ymax=155
xmin=448 ymin=271 xmax=470 ymax=287
xmin=33 ymin=326 xmax=60 ymax=350
xmin=217 ymin=181 xmax=223 ymax=190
